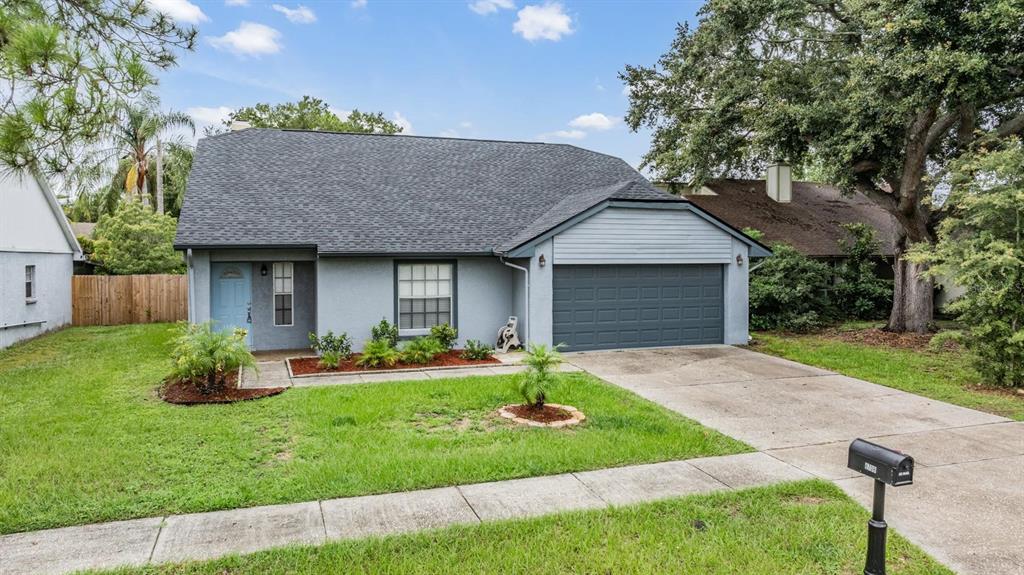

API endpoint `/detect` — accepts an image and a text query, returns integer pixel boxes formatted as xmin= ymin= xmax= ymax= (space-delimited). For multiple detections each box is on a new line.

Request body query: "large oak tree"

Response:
xmin=622 ymin=0 xmax=1024 ymax=332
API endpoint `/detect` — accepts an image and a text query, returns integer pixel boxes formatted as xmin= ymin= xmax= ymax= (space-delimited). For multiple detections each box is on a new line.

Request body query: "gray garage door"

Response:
xmin=552 ymin=264 xmax=724 ymax=351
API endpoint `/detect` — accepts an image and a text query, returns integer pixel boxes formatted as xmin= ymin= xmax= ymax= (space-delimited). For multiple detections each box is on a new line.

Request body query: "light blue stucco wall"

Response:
xmin=0 ymin=251 xmax=73 ymax=349
xmin=251 ymin=261 xmax=316 ymax=351
xmin=526 ymin=239 xmax=554 ymax=347
xmin=723 ymin=238 xmax=751 ymax=345
xmin=316 ymin=257 xmax=515 ymax=351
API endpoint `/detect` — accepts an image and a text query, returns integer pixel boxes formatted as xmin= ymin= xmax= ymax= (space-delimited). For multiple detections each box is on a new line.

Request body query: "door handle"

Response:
xmin=246 ymin=303 xmax=252 ymax=324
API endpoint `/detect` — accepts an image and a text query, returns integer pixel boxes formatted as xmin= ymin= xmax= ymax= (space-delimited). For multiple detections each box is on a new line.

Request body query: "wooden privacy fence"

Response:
xmin=72 ymin=274 xmax=188 ymax=326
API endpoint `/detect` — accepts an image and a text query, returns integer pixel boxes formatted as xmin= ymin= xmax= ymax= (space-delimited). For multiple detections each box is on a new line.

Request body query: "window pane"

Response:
xmin=399 ymin=299 xmax=412 ymax=313
xmin=425 ymin=298 xmax=437 ymax=313
xmin=399 ymin=280 xmax=412 ymax=297
xmin=412 ymin=264 xmax=425 ymax=280
xmin=400 ymin=313 xmax=412 ymax=329
xmin=413 ymin=313 xmax=425 ymax=329
xmin=426 ymin=265 xmax=438 ymax=280
xmin=438 ymin=298 xmax=450 ymax=312
xmin=398 ymin=265 xmax=411 ymax=280
xmin=412 ymin=299 xmax=425 ymax=313
xmin=438 ymin=264 xmax=451 ymax=280
xmin=437 ymin=280 xmax=450 ymax=297
xmin=439 ymin=312 xmax=450 ymax=325
xmin=26 ymin=282 xmax=31 ymax=298
xmin=425 ymin=280 xmax=437 ymax=296
xmin=283 ymin=308 xmax=292 ymax=325
xmin=412 ymin=281 xmax=424 ymax=296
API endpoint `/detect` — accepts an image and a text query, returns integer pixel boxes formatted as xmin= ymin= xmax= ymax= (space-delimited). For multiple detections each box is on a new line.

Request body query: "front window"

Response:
xmin=25 ymin=265 xmax=35 ymax=301
xmin=397 ymin=263 xmax=453 ymax=333
xmin=273 ymin=262 xmax=293 ymax=326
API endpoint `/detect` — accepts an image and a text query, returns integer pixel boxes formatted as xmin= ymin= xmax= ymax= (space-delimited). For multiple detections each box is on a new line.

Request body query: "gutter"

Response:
xmin=499 ymin=256 xmax=529 ymax=343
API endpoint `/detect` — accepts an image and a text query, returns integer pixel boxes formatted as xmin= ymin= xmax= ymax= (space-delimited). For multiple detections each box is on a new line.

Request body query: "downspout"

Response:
xmin=186 ymin=249 xmax=195 ymax=324
xmin=499 ymin=256 xmax=529 ymax=343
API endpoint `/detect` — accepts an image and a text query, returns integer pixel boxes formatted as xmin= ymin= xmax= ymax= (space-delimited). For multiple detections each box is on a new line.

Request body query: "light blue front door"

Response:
xmin=211 ymin=263 xmax=253 ymax=346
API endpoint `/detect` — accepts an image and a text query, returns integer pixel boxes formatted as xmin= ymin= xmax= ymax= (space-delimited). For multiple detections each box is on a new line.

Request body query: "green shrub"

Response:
xmin=318 ymin=350 xmax=344 ymax=369
xmin=401 ymin=337 xmax=445 ymax=364
xmin=371 ymin=318 xmax=399 ymax=348
xmin=308 ymin=330 xmax=352 ymax=360
xmin=517 ymin=343 xmax=562 ymax=407
xmin=356 ymin=339 xmax=400 ymax=368
xmin=909 ymin=140 xmax=1024 ymax=387
xmin=429 ymin=323 xmax=458 ymax=351
xmin=170 ymin=322 xmax=256 ymax=394
xmin=750 ymin=243 xmax=834 ymax=332
xmin=461 ymin=339 xmax=495 ymax=360
xmin=92 ymin=202 xmax=184 ymax=275
xmin=833 ymin=223 xmax=893 ymax=320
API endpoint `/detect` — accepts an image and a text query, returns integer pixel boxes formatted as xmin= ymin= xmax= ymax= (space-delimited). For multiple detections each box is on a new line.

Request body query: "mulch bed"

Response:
xmin=161 ymin=371 xmax=286 ymax=405
xmin=288 ymin=350 xmax=501 ymax=376
xmin=503 ymin=404 xmax=574 ymax=424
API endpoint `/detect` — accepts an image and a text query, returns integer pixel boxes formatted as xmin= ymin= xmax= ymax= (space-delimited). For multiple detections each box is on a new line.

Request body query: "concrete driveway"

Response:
xmin=568 ymin=345 xmax=1024 ymax=575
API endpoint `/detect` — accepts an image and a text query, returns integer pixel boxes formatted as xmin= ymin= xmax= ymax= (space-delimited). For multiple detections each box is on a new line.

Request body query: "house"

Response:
xmin=174 ymin=129 xmax=769 ymax=352
xmin=0 ymin=170 xmax=82 ymax=349
xmin=663 ymin=165 xmax=962 ymax=307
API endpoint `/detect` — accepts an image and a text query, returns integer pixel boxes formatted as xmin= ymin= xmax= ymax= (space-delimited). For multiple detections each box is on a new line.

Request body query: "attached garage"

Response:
xmin=553 ymin=264 xmax=723 ymax=351
xmin=502 ymin=200 xmax=770 ymax=351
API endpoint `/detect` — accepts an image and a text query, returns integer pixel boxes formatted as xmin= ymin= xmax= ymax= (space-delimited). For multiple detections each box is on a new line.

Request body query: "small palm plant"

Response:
xmin=517 ymin=343 xmax=563 ymax=408
xmin=170 ymin=322 xmax=256 ymax=394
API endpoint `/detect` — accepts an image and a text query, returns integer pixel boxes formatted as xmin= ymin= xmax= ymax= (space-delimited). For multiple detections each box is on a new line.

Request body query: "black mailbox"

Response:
xmin=848 ymin=439 xmax=914 ymax=486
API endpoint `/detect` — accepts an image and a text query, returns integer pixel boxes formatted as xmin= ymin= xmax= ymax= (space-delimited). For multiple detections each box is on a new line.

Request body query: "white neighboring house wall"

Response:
xmin=0 ymin=170 xmax=81 ymax=349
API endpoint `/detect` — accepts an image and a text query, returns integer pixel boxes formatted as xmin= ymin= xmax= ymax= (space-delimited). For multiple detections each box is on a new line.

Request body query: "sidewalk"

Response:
xmin=0 ymin=452 xmax=811 ymax=575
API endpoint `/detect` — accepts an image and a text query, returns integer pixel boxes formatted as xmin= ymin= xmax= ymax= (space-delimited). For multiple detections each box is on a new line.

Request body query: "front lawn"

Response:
xmin=754 ymin=325 xmax=1024 ymax=421
xmin=0 ymin=325 xmax=746 ymax=534
xmin=99 ymin=481 xmax=951 ymax=575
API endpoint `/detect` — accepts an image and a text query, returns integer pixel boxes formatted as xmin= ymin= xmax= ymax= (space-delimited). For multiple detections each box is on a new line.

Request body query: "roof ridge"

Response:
xmin=248 ymin=127 xmax=554 ymax=146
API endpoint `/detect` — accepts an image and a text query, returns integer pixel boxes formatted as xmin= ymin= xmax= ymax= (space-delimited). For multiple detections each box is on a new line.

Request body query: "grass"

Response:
xmin=0 ymin=324 xmax=747 ymax=534
xmin=753 ymin=325 xmax=1024 ymax=421
xmin=97 ymin=481 xmax=951 ymax=575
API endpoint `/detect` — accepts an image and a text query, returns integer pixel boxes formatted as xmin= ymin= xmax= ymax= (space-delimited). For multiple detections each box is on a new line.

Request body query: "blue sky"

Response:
xmin=153 ymin=0 xmax=703 ymax=170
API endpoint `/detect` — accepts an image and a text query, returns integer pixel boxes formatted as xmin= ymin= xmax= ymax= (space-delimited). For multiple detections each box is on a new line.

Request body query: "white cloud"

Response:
xmin=540 ymin=129 xmax=586 ymax=141
xmin=187 ymin=106 xmax=233 ymax=126
xmin=272 ymin=4 xmax=317 ymax=23
xmin=513 ymin=3 xmax=573 ymax=41
xmin=147 ymin=0 xmax=208 ymax=24
xmin=568 ymin=112 xmax=618 ymax=131
xmin=210 ymin=22 xmax=283 ymax=56
xmin=225 ymin=0 xmax=249 ymax=6
xmin=392 ymin=111 xmax=414 ymax=135
xmin=439 ymin=129 xmax=460 ymax=138
xmin=351 ymin=0 xmax=368 ymax=7
xmin=469 ymin=0 xmax=514 ymax=15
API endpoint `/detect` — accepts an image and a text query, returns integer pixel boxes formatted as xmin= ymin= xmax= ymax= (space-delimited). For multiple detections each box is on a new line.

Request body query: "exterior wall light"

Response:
xmin=736 ymin=254 xmax=744 ymax=266
xmin=538 ymin=254 xmax=547 ymax=267
xmin=260 ymin=263 xmax=268 ymax=276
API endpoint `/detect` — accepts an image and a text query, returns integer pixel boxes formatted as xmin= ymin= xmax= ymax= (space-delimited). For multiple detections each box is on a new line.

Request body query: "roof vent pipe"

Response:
xmin=766 ymin=163 xmax=792 ymax=203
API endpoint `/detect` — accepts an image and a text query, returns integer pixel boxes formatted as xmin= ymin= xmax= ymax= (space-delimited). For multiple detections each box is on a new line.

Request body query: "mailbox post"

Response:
xmin=847 ymin=439 xmax=914 ymax=575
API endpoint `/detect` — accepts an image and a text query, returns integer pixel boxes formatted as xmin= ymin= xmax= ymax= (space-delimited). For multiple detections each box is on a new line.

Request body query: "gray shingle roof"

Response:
xmin=174 ymin=129 xmax=677 ymax=254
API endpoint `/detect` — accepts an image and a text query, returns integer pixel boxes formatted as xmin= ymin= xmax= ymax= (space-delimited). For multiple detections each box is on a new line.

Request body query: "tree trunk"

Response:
xmin=887 ymin=242 xmax=934 ymax=333
xmin=155 ymin=139 xmax=164 ymax=214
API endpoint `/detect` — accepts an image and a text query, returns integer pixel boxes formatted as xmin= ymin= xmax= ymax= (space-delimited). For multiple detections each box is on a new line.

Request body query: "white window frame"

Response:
xmin=25 ymin=265 xmax=36 ymax=303
xmin=396 ymin=262 xmax=454 ymax=336
xmin=272 ymin=262 xmax=294 ymax=327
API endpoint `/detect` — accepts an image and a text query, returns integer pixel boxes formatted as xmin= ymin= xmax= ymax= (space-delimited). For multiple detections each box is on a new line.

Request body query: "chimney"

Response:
xmin=229 ymin=120 xmax=252 ymax=132
xmin=766 ymin=163 xmax=792 ymax=203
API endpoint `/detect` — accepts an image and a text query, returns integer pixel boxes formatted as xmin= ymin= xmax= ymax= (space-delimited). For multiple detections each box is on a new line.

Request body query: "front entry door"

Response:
xmin=211 ymin=263 xmax=253 ymax=346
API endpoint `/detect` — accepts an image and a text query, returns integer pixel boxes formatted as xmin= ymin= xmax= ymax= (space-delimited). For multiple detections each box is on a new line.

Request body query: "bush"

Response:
xmin=400 ymin=337 xmax=445 ymax=364
xmin=750 ymin=243 xmax=834 ymax=332
xmin=371 ymin=318 xmax=399 ymax=348
xmin=355 ymin=338 xmax=400 ymax=368
xmin=517 ymin=343 xmax=562 ymax=407
xmin=430 ymin=323 xmax=458 ymax=351
xmin=909 ymin=140 xmax=1024 ymax=387
xmin=461 ymin=339 xmax=495 ymax=360
xmin=170 ymin=322 xmax=256 ymax=394
xmin=92 ymin=202 xmax=184 ymax=275
xmin=318 ymin=350 xmax=343 ymax=369
xmin=833 ymin=223 xmax=892 ymax=320
xmin=308 ymin=331 xmax=352 ymax=359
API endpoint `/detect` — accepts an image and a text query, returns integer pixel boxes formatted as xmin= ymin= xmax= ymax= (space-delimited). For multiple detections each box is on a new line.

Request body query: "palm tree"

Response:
xmin=112 ymin=106 xmax=194 ymax=212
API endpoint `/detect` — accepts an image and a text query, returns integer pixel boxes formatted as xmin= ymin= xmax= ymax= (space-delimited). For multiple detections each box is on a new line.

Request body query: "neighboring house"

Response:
xmin=69 ymin=222 xmax=98 ymax=275
xmin=174 ymin=129 xmax=769 ymax=352
xmin=0 ymin=170 xmax=82 ymax=349
xmin=661 ymin=165 xmax=962 ymax=308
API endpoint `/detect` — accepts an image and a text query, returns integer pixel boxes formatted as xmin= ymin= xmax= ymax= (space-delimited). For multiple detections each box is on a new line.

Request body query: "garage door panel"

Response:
xmin=552 ymin=264 xmax=723 ymax=351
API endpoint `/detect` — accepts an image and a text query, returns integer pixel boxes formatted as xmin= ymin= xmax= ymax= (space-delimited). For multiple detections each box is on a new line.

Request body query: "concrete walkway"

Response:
xmin=568 ymin=345 xmax=1024 ymax=575
xmin=0 ymin=452 xmax=811 ymax=575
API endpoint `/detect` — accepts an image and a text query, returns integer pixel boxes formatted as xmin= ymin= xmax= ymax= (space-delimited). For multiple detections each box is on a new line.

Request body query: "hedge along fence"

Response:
xmin=72 ymin=274 xmax=188 ymax=326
